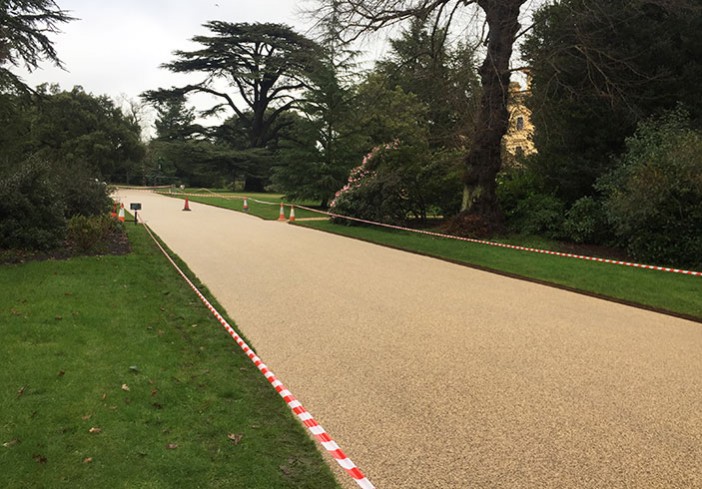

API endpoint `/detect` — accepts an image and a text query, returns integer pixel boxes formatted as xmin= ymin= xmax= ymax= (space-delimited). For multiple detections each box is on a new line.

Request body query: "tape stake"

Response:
xmin=141 ymin=223 xmax=375 ymax=489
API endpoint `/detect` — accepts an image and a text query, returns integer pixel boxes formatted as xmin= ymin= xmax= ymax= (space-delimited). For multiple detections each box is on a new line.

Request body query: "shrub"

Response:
xmin=600 ymin=109 xmax=702 ymax=268
xmin=0 ymin=158 xmax=66 ymax=250
xmin=67 ymin=215 xmax=122 ymax=252
xmin=497 ymin=167 xmax=566 ymax=238
xmin=55 ymin=163 xmax=112 ymax=218
xmin=563 ymin=196 xmax=611 ymax=244
xmin=330 ymin=144 xmax=463 ymax=225
xmin=511 ymin=193 xmax=566 ymax=238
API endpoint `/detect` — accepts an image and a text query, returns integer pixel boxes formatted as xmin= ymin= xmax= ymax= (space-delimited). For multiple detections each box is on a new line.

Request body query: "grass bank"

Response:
xmin=160 ymin=191 xmax=701 ymax=321
xmin=0 ymin=223 xmax=340 ymax=488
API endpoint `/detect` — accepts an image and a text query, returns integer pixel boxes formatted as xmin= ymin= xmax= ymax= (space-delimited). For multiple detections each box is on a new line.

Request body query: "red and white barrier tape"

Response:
xmin=294 ymin=205 xmax=702 ymax=278
xmin=115 ymin=185 xmax=172 ymax=191
xmin=142 ymin=189 xmax=702 ymax=277
xmin=140 ymin=221 xmax=375 ymax=489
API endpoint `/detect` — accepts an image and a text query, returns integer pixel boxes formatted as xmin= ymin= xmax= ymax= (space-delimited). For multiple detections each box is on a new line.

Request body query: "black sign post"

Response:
xmin=130 ymin=203 xmax=142 ymax=224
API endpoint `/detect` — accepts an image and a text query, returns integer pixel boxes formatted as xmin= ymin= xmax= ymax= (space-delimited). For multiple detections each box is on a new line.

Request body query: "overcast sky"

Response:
xmin=20 ymin=0 xmax=321 ymax=126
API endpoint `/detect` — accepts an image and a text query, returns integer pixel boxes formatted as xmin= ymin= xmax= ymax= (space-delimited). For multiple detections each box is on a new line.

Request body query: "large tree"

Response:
xmin=143 ymin=21 xmax=323 ymax=191
xmin=272 ymin=3 xmax=364 ymax=206
xmin=146 ymin=96 xmax=250 ymax=187
xmin=0 ymin=0 xmax=73 ymax=92
xmin=30 ymin=84 xmax=145 ymax=183
xmin=522 ymin=0 xmax=702 ymax=203
xmin=376 ymin=15 xmax=480 ymax=150
xmin=314 ymin=0 xmax=527 ymax=234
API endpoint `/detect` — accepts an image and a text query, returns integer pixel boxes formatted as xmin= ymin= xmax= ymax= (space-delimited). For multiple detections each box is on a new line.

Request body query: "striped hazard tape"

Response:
xmin=141 ymin=222 xmax=375 ymax=489
xmin=142 ymin=188 xmax=702 ymax=277
xmin=295 ymin=205 xmax=702 ymax=278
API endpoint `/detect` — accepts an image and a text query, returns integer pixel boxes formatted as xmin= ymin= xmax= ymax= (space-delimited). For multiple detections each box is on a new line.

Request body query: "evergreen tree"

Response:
xmin=0 ymin=0 xmax=74 ymax=92
xmin=522 ymin=0 xmax=702 ymax=203
xmin=143 ymin=22 xmax=323 ymax=191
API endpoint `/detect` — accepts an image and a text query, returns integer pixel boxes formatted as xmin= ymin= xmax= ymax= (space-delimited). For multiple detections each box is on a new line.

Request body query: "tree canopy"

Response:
xmin=0 ymin=0 xmax=74 ymax=92
xmin=143 ymin=21 xmax=324 ymax=191
xmin=522 ymin=0 xmax=702 ymax=202
xmin=313 ymin=0 xmax=527 ymax=234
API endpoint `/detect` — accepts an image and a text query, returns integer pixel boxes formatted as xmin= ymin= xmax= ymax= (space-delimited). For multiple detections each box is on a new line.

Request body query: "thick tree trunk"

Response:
xmin=450 ymin=0 xmax=524 ymax=236
xmin=243 ymin=101 xmax=269 ymax=193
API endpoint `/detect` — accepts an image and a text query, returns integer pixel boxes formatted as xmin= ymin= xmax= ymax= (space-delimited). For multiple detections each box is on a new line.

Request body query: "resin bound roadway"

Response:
xmin=117 ymin=190 xmax=702 ymax=489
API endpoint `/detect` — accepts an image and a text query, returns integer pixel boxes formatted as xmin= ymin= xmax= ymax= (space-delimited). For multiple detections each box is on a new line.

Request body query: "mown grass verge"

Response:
xmin=159 ymin=192 xmax=701 ymax=321
xmin=0 ymin=223 xmax=340 ymax=489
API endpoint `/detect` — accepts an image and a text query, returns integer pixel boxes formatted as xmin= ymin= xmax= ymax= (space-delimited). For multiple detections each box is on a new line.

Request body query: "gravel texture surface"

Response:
xmin=118 ymin=191 xmax=702 ymax=489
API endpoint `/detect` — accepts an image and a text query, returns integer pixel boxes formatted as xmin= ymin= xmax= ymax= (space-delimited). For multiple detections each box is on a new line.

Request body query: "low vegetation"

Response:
xmin=0 ymin=222 xmax=340 ymax=489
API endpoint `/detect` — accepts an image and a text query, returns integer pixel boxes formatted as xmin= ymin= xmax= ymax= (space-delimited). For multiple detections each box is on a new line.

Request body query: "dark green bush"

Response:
xmin=563 ymin=196 xmax=611 ymax=244
xmin=0 ymin=156 xmax=114 ymax=251
xmin=66 ymin=214 xmax=120 ymax=252
xmin=511 ymin=193 xmax=566 ymax=238
xmin=497 ymin=167 xmax=566 ymax=237
xmin=330 ymin=144 xmax=462 ymax=225
xmin=57 ymin=163 xmax=112 ymax=218
xmin=600 ymin=109 xmax=702 ymax=268
xmin=0 ymin=159 xmax=66 ymax=250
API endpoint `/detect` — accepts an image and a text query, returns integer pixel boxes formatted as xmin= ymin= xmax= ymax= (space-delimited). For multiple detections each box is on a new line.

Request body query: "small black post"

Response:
xmin=130 ymin=203 xmax=142 ymax=225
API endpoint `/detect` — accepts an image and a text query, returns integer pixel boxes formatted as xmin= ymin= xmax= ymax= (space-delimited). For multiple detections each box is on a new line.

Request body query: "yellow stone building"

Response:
xmin=503 ymin=78 xmax=537 ymax=159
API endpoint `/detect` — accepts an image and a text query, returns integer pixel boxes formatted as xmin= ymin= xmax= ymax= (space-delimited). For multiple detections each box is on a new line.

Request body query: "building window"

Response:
xmin=516 ymin=116 xmax=524 ymax=131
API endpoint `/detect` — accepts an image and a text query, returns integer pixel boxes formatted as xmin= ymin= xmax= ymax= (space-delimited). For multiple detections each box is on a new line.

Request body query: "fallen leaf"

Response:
xmin=3 ymin=439 xmax=20 ymax=448
xmin=81 ymin=415 xmax=91 ymax=421
xmin=10 ymin=308 xmax=21 ymax=316
xmin=227 ymin=433 xmax=243 ymax=445
xmin=150 ymin=388 xmax=158 ymax=397
xmin=88 ymin=427 xmax=102 ymax=434
xmin=121 ymin=384 xmax=130 ymax=392
xmin=83 ymin=457 xmax=93 ymax=464
xmin=166 ymin=443 xmax=178 ymax=450
xmin=55 ymin=316 xmax=63 ymax=321
xmin=33 ymin=454 xmax=47 ymax=464
xmin=17 ymin=386 xmax=26 ymax=397
xmin=57 ymin=371 xmax=65 ymax=377
xmin=101 ymin=394 xmax=107 ymax=400
xmin=129 ymin=366 xmax=139 ymax=373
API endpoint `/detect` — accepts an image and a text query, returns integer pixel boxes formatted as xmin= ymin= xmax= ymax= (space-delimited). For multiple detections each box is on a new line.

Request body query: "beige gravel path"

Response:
xmin=118 ymin=190 xmax=702 ymax=489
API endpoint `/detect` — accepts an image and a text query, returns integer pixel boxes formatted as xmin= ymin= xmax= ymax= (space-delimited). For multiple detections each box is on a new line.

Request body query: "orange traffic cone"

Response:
xmin=277 ymin=202 xmax=286 ymax=221
xmin=243 ymin=197 xmax=249 ymax=212
xmin=118 ymin=203 xmax=125 ymax=222
xmin=183 ymin=198 xmax=191 ymax=211
xmin=111 ymin=201 xmax=117 ymax=218
xmin=288 ymin=206 xmax=296 ymax=222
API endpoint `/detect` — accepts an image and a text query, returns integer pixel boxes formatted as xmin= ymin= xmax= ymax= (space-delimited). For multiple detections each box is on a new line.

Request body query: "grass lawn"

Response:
xmin=156 ymin=191 xmax=701 ymax=321
xmin=0 ymin=224 xmax=340 ymax=488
